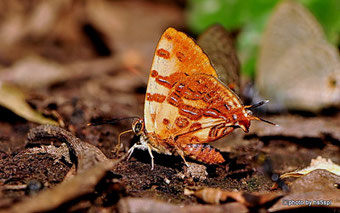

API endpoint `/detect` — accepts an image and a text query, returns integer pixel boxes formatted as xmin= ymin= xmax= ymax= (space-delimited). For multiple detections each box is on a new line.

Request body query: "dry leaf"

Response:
xmin=0 ymin=82 xmax=58 ymax=125
xmin=24 ymin=143 xmax=72 ymax=165
xmin=118 ymin=197 xmax=248 ymax=213
xmin=280 ymin=156 xmax=340 ymax=179
xmin=27 ymin=125 xmax=109 ymax=172
xmin=184 ymin=187 xmax=282 ymax=207
xmin=0 ymin=1 xmax=70 ymax=45
xmin=269 ymin=169 xmax=340 ymax=211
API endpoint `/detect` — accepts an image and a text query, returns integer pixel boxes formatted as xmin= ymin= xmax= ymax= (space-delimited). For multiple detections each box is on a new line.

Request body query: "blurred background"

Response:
xmin=0 ymin=0 xmax=339 ymax=126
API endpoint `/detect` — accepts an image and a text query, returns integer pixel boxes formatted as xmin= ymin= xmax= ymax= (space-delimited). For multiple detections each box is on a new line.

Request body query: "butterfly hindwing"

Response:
xmin=147 ymin=67 xmax=245 ymax=145
xmin=166 ymin=74 xmax=244 ymax=145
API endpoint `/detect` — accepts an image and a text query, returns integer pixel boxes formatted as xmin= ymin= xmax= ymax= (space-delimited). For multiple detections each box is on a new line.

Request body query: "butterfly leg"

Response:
xmin=127 ymin=143 xmax=155 ymax=169
xmin=176 ymin=148 xmax=189 ymax=167
xmin=127 ymin=143 xmax=138 ymax=161
xmin=147 ymin=144 xmax=155 ymax=170
xmin=127 ymin=143 xmax=147 ymax=160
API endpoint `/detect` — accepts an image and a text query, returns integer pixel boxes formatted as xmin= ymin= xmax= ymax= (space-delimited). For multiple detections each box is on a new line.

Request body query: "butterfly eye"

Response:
xmin=247 ymin=110 xmax=253 ymax=116
xmin=133 ymin=121 xmax=143 ymax=134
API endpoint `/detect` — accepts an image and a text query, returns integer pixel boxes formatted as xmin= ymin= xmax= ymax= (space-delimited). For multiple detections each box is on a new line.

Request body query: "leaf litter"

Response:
xmin=1 ymin=125 xmax=124 ymax=213
xmin=269 ymin=169 xmax=340 ymax=211
xmin=0 ymin=82 xmax=58 ymax=125
xmin=184 ymin=187 xmax=282 ymax=207
xmin=280 ymin=156 xmax=340 ymax=178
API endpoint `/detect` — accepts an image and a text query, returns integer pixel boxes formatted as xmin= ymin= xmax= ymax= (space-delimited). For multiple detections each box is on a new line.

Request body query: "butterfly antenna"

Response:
xmin=87 ymin=116 xmax=140 ymax=126
xmin=246 ymin=100 xmax=269 ymax=110
xmin=256 ymin=117 xmax=278 ymax=126
xmin=246 ymin=100 xmax=278 ymax=126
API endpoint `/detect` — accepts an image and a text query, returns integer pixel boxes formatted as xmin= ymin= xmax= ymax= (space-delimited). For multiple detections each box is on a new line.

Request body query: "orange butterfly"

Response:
xmin=122 ymin=28 xmax=273 ymax=169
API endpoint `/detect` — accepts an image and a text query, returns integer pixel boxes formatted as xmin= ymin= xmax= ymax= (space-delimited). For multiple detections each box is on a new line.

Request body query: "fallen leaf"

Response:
xmin=0 ymin=0 xmax=90 ymax=64
xmin=184 ymin=187 xmax=282 ymax=207
xmin=0 ymin=1 xmax=70 ymax=46
xmin=117 ymin=197 xmax=248 ymax=213
xmin=0 ymin=82 xmax=58 ymax=125
xmin=280 ymin=156 xmax=340 ymax=179
xmin=24 ymin=143 xmax=72 ymax=165
xmin=269 ymin=169 xmax=340 ymax=211
xmin=27 ymin=124 xmax=109 ymax=172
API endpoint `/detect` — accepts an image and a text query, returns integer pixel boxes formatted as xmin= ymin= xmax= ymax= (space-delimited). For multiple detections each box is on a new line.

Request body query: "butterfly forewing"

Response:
xmin=144 ymin=28 xmax=219 ymax=136
xmin=146 ymin=42 xmax=245 ymax=144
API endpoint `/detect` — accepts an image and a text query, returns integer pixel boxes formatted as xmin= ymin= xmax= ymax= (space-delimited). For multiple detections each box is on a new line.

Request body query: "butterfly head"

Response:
xmin=234 ymin=109 xmax=252 ymax=133
xmin=239 ymin=100 xmax=277 ymax=132
xmin=132 ymin=118 xmax=145 ymax=136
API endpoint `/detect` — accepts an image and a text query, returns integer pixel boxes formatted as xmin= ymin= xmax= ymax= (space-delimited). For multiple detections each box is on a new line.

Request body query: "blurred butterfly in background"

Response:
xmin=197 ymin=24 xmax=241 ymax=95
xmin=256 ymin=0 xmax=340 ymax=113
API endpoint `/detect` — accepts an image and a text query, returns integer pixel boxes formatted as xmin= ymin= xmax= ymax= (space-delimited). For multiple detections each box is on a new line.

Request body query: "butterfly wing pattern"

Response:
xmin=130 ymin=28 xmax=261 ymax=168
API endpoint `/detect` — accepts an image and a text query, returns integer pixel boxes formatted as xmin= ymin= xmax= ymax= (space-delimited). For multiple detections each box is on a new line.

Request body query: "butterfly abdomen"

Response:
xmin=182 ymin=144 xmax=225 ymax=164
